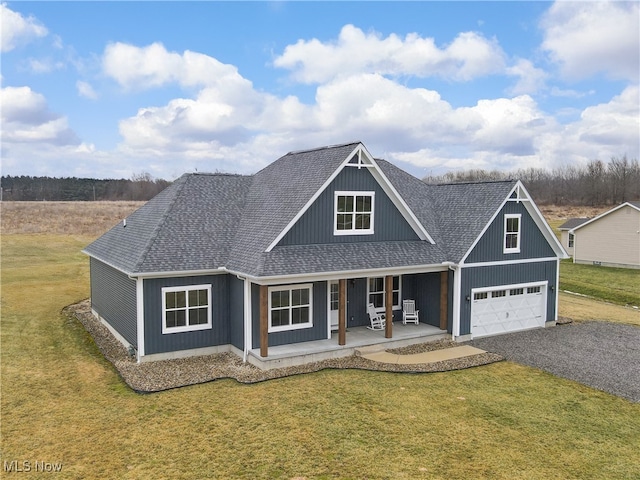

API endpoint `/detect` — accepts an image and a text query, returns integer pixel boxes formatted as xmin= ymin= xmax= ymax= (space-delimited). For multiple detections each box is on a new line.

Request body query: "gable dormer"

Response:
xmin=267 ymin=143 xmax=434 ymax=249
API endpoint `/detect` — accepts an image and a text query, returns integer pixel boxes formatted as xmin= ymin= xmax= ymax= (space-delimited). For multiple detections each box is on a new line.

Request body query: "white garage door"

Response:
xmin=471 ymin=283 xmax=547 ymax=338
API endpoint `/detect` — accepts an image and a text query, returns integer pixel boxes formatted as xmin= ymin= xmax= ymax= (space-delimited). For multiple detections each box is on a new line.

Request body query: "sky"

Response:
xmin=1 ymin=1 xmax=638 ymax=181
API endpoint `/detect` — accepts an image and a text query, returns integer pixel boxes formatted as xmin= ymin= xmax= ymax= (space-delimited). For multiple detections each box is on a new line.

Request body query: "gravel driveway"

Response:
xmin=469 ymin=321 xmax=640 ymax=403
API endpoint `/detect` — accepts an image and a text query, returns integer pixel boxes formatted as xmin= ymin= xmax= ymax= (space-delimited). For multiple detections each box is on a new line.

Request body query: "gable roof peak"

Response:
xmin=286 ymin=141 xmax=362 ymax=156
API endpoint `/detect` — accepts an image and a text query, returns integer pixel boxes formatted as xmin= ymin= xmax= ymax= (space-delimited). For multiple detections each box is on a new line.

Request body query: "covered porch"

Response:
xmin=248 ymin=321 xmax=449 ymax=370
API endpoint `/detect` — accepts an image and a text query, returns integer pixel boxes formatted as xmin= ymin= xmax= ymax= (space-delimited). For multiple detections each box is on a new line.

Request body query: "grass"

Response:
xmin=559 ymin=259 xmax=640 ymax=308
xmin=2 ymin=229 xmax=640 ymax=478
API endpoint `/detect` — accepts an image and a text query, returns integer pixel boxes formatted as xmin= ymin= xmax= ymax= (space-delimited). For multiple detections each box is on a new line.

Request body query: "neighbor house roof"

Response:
xmin=559 ymin=217 xmax=590 ymax=230
xmin=84 ymin=142 xmax=543 ymax=278
xmin=569 ymin=201 xmax=640 ymax=233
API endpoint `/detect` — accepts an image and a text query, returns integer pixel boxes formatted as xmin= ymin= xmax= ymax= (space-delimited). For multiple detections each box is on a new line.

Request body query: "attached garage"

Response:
xmin=470 ymin=282 xmax=547 ymax=338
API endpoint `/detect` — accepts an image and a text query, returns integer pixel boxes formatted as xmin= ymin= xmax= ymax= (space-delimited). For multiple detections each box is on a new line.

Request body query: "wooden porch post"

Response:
xmin=440 ymin=271 xmax=448 ymax=331
xmin=338 ymin=279 xmax=346 ymax=346
xmin=385 ymin=275 xmax=393 ymax=338
xmin=259 ymin=285 xmax=268 ymax=357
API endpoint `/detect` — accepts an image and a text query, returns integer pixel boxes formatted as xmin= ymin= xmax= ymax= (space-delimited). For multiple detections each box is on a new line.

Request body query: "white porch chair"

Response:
xmin=402 ymin=299 xmax=419 ymax=325
xmin=366 ymin=303 xmax=386 ymax=330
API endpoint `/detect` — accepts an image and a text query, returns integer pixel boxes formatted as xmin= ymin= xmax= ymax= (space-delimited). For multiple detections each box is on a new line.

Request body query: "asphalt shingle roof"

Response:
xmin=558 ymin=218 xmax=591 ymax=230
xmin=84 ymin=142 xmax=520 ymax=277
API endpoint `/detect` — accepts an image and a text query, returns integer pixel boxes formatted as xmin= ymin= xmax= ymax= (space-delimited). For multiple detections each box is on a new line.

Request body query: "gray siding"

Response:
xmin=465 ymin=201 xmax=555 ymax=263
xmin=251 ymin=282 xmax=328 ymax=349
xmin=459 ymin=260 xmax=557 ymax=335
xmin=90 ymin=258 xmax=137 ymax=347
xmin=278 ymin=165 xmax=419 ymax=246
xmin=229 ymin=276 xmax=245 ymax=350
xmin=143 ymin=274 xmax=231 ymax=355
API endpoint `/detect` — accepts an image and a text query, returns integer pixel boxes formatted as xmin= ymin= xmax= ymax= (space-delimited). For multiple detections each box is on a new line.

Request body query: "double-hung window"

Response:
xmin=504 ymin=214 xmax=521 ymax=253
xmin=368 ymin=276 xmax=401 ymax=310
xmin=334 ymin=191 xmax=374 ymax=235
xmin=268 ymin=284 xmax=313 ymax=333
xmin=568 ymin=233 xmax=575 ymax=248
xmin=162 ymin=284 xmax=212 ymax=334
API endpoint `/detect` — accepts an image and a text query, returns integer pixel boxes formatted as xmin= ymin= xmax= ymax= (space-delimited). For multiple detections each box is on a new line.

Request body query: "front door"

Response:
xmin=329 ymin=280 xmax=342 ymax=331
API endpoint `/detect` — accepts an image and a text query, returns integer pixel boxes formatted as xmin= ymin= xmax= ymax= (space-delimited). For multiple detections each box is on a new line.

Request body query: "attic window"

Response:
xmin=334 ymin=191 xmax=375 ymax=235
xmin=504 ymin=214 xmax=521 ymax=254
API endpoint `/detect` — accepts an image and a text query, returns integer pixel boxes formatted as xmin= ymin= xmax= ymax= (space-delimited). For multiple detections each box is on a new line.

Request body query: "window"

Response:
xmin=368 ymin=276 xmax=400 ymax=310
xmin=504 ymin=214 xmax=521 ymax=253
xmin=334 ymin=191 xmax=374 ymax=235
xmin=510 ymin=288 xmax=524 ymax=296
xmin=474 ymin=292 xmax=488 ymax=300
xmin=491 ymin=290 xmax=506 ymax=298
xmin=162 ymin=285 xmax=212 ymax=334
xmin=568 ymin=233 xmax=574 ymax=248
xmin=527 ymin=286 xmax=541 ymax=294
xmin=330 ymin=282 xmax=339 ymax=311
xmin=268 ymin=284 xmax=313 ymax=332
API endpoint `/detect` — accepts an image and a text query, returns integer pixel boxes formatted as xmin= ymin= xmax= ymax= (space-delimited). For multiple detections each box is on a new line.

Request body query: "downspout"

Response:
xmin=555 ymin=258 xmax=560 ymax=322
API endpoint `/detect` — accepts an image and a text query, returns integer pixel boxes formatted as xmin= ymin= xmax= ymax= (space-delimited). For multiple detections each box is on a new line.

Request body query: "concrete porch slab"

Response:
xmin=248 ymin=323 xmax=449 ymax=370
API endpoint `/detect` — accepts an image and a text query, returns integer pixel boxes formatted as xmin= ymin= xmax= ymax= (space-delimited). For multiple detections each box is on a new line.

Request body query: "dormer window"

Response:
xmin=334 ymin=191 xmax=375 ymax=235
xmin=504 ymin=214 xmax=521 ymax=253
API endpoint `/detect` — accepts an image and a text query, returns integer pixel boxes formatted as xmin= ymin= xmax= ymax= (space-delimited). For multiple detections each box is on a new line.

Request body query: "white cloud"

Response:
xmin=76 ymin=80 xmax=98 ymax=100
xmin=506 ymin=59 xmax=547 ymax=95
xmin=273 ymin=24 xmax=506 ymax=83
xmin=1 ymin=3 xmax=48 ymax=52
xmin=541 ymin=1 xmax=639 ymax=81
xmin=0 ymin=86 xmax=79 ymax=145
xmin=102 ymin=41 xmax=252 ymax=91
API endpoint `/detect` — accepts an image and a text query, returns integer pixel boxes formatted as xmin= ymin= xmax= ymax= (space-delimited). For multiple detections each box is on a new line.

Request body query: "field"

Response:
xmin=1 ymin=202 xmax=639 ymax=479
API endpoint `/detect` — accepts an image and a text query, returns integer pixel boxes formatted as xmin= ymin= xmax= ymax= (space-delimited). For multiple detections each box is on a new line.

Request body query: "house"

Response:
xmin=558 ymin=218 xmax=589 ymax=256
xmin=84 ymin=142 xmax=568 ymax=368
xmin=565 ymin=202 xmax=640 ymax=269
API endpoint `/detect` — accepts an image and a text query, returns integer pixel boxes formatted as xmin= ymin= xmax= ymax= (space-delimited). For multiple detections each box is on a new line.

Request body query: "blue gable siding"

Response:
xmin=143 ymin=274 xmax=232 ymax=355
xmin=278 ymin=165 xmax=419 ymax=246
xmin=90 ymin=258 xmax=137 ymax=347
xmin=465 ymin=201 xmax=555 ymax=263
xmin=251 ymin=282 xmax=328 ymax=349
xmin=459 ymin=260 xmax=558 ymax=335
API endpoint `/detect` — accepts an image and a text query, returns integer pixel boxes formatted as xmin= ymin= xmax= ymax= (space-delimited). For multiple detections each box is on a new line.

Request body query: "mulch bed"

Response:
xmin=64 ymin=299 xmax=504 ymax=393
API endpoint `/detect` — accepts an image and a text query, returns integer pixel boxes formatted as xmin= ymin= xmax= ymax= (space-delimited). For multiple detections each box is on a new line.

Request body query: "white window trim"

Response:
xmin=568 ymin=232 xmax=575 ymax=248
xmin=161 ymin=284 xmax=212 ymax=334
xmin=268 ymin=283 xmax=314 ymax=333
xmin=504 ymin=213 xmax=521 ymax=254
xmin=367 ymin=276 xmax=401 ymax=312
xmin=334 ymin=191 xmax=375 ymax=236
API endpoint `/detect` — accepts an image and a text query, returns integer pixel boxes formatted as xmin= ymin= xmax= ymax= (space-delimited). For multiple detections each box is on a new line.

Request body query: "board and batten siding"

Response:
xmin=90 ymin=258 xmax=137 ymax=347
xmin=143 ymin=274 xmax=232 ymax=355
xmin=278 ymin=164 xmax=419 ymax=246
xmin=459 ymin=260 xmax=557 ymax=336
xmin=465 ymin=201 xmax=555 ymax=263
xmin=251 ymin=282 xmax=328 ymax=349
xmin=229 ymin=275 xmax=245 ymax=350
xmin=574 ymin=206 xmax=640 ymax=268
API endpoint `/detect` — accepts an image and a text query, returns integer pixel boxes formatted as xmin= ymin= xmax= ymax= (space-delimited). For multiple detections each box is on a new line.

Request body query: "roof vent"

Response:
xmin=123 ymin=218 xmax=127 ymax=228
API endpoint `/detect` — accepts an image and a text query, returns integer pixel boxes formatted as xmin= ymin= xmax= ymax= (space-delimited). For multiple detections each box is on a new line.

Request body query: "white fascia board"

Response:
xmin=459 ymin=185 xmax=513 ymax=265
xmin=514 ymin=181 xmax=569 ymax=259
xmin=571 ymin=202 xmax=639 ymax=232
xmin=365 ymin=152 xmax=434 ymax=244
xmin=232 ymin=263 xmax=449 ymax=286
xmin=265 ymin=144 xmax=363 ymax=252
xmin=462 ymin=256 xmax=559 ymax=269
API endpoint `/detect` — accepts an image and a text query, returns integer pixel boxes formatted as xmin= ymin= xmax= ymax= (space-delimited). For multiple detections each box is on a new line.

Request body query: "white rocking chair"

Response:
xmin=402 ymin=299 xmax=419 ymax=325
xmin=366 ymin=303 xmax=386 ymax=330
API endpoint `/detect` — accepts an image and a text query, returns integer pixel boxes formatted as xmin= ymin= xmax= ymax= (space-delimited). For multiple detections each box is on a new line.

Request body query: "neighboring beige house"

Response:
xmin=564 ymin=202 xmax=640 ymax=269
xmin=558 ymin=217 xmax=589 ymax=256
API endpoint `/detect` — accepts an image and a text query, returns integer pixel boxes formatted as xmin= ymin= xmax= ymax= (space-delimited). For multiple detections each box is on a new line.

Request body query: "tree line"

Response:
xmin=0 ymin=173 xmax=171 ymax=202
xmin=423 ymin=156 xmax=640 ymax=205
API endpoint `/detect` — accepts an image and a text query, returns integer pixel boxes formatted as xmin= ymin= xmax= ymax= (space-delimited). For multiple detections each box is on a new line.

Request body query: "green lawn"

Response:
xmin=559 ymin=259 xmax=640 ymax=307
xmin=1 ymin=234 xmax=639 ymax=479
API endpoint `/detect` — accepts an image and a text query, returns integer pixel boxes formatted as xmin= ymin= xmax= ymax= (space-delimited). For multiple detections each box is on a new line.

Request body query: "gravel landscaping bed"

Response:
xmin=65 ymin=300 xmax=503 ymax=393
xmin=469 ymin=321 xmax=640 ymax=403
